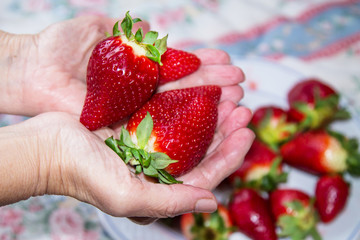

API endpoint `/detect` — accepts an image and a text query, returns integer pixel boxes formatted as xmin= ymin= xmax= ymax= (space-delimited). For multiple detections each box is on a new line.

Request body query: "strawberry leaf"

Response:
xmin=151 ymin=152 xmax=178 ymax=169
xmin=123 ymin=148 xmax=133 ymax=164
xmin=143 ymin=165 xmax=158 ymax=177
xmin=155 ymin=34 xmax=168 ymax=56
xmin=145 ymin=44 xmax=161 ymax=64
xmin=105 ymin=136 xmax=124 ymax=159
xmin=120 ymin=127 xmax=135 ymax=148
xmin=136 ymin=112 xmax=153 ymax=149
xmin=112 ymin=21 xmax=121 ymax=37
xmin=333 ymin=108 xmax=351 ymax=120
xmin=143 ymin=31 xmax=159 ymax=45
xmin=132 ymin=17 xmax=142 ymax=23
xmin=134 ymin=28 xmax=143 ymax=43
xmin=139 ymin=149 xmax=151 ymax=168
xmin=135 ymin=165 xmax=142 ymax=174
xmin=121 ymin=11 xmax=134 ymax=39
xmin=158 ymin=169 xmax=183 ymax=184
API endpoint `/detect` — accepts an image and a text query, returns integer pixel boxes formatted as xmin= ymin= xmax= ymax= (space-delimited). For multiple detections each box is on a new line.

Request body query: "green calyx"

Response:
xmin=105 ymin=112 xmax=182 ymax=184
xmin=112 ymin=11 xmax=167 ymax=65
xmin=234 ymin=157 xmax=288 ymax=192
xmin=191 ymin=211 xmax=233 ymax=240
xmin=277 ymin=200 xmax=321 ymax=240
xmin=254 ymin=157 xmax=288 ymax=192
xmin=252 ymin=110 xmax=298 ymax=149
xmin=293 ymin=93 xmax=351 ymax=131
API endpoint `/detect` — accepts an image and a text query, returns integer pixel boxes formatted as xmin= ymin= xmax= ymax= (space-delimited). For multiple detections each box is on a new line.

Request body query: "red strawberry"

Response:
xmin=249 ymin=106 xmax=297 ymax=148
xmin=159 ymin=48 xmax=201 ymax=85
xmin=228 ymin=139 xmax=287 ymax=192
xmin=228 ymin=188 xmax=277 ymax=240
xmin=315 ymin=174 xmax=350 ymax=223
xmin=106 ymin=85 xmax=221 ymax=183
xmin=180 ymin=204 xmax=233 ymax=240
xmin=270 ymin=189 xmax=321 ymax=240
xmin=80 ymin=12 xmax=167 ymax=130
xmin=287 ymin=78 xmax=350 ymax=130
xmin=280 ymin=129 xmax=360 ymax=176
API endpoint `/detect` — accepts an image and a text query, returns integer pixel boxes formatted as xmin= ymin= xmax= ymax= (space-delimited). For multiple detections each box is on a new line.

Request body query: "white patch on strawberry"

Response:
xmin=323 ymin=137 xmax=347 ymax=172
xmin=130 ymin=132 xmax=157 ymax=152
xmin=245 ymin=166 xmax=270 ymax=182
xmin=120 ymin=36 xmax=146 ymax=56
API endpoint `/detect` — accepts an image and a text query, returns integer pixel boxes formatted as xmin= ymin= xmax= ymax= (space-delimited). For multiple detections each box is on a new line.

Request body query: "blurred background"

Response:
xmin=1 ymin=0 xmax=360 ymax=239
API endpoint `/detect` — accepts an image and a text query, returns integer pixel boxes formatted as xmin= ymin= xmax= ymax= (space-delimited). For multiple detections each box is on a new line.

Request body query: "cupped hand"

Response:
xmin=13 ymin=15 xmax=244 ymax=117
xmin=10 ymin=15 xmax=148 ymax=116
xmin=16 ymin=16 xmax=148 ymax=116
xmin=29 ymin=112 xmax=226 ymax=219
xmin=29 ymin=102 xmax=253 ymax=221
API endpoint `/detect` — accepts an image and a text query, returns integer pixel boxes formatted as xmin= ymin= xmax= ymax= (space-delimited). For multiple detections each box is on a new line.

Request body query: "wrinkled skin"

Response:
xmin=0 ymin=15 xmax=254 ymax=224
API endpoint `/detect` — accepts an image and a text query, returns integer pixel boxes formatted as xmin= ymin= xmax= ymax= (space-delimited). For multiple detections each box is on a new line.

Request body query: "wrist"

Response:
xmin=0 ymin=113 xmax=75 ymax=206
xmin=0 ymin=119 xmax=42 ymax=205
xmin=0 ymin=30 xmax=38 ymax=115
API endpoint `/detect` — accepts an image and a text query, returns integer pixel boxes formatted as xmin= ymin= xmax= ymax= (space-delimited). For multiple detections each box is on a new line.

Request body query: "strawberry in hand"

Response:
xmin=228 ymin=188 xmax=277 ymax=240
xmin=180 ymin=204 xmax=233 ymax=240
xmin=249 ymin=106 xmax=297 ymax=148
xmin=159 ymin=48 xmax=201 ymax=85
xmin=106 ymin=85 xmax=221 ymax=183
xmin=315 ymin=174 xmax=350 ymax=223
xmin=270 ymin=188 xmax=322 ymax=240
xmin=280 ymin=129 xmax=360 ymax=176
xmin=287 ymin=78 xmax=350 ymax=130
xmin=80 ymin=12 xmax=167 ymax=130
xmin=228 ymin=139 xmax=287 ymax=192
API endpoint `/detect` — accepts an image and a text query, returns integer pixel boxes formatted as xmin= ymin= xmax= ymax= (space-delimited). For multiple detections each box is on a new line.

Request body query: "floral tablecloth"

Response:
xmin=1 ymin=0 xmax=360 ymax=239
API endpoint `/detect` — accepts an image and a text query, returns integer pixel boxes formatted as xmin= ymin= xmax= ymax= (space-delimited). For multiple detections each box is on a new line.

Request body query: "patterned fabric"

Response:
xmin=1 ymin=0 xmax=360 ymax=239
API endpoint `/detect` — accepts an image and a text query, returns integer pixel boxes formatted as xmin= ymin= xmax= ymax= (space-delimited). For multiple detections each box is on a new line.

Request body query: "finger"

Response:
xmin=180 ymin=128 xmax=255 ymax=190
xmin=220 ymin=85 xmax=244 ymax=103
xmin=217 ymin=101 xmax=237 ymax=128
xmin=192 ymin=48 xmax=231 ymax=65
xmin=208 ymin=105 xmax=253 ymax=153
xmin=158 ymin=65 xmax=245 ymax=92
xmin=217 ymin=106 xmax=253 ymax=138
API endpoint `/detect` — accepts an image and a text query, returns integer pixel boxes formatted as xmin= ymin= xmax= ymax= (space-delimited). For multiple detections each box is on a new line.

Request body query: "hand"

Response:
xmin=0 ymin=15 xmax=149 ymax=116
xmin=1 ymin=15 xmax=243 ymax=117
xmin=16 ymin=111 xmax=253 ymax=220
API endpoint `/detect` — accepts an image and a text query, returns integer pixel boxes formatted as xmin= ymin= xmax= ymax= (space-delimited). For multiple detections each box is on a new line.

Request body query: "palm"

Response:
xmin=23 ymin=16 xmax=149 ymax=116
xmin=21 ymin=16 xmax=109 ymax=115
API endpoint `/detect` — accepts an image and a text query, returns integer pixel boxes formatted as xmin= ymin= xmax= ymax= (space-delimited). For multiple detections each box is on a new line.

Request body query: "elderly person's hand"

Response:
xmin=0 ymin=15 xmax=244 ymax=116
xmin=0 ymin=107 xmax=253 ymax=219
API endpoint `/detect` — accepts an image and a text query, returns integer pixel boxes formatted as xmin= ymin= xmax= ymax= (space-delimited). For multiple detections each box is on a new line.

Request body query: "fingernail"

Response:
xmin=195 ymin=199 xmax=217 ymax=213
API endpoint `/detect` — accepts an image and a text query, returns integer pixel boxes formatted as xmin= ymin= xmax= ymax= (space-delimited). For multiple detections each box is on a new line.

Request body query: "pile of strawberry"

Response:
xmin=180 ymin=78 xmax=360 ymax=240
xmin=79 ymin=12 xmax=223 ymax=184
